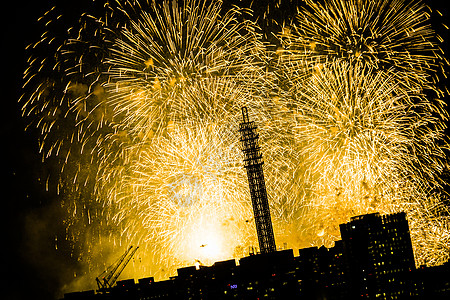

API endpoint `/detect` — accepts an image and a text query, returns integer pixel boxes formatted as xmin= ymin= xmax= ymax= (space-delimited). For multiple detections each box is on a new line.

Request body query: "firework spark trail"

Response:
xmin=22 ymin=0 xmax=272 ymax=282
xmin=99 ymin=77 xmax=266 ymax=276
xmin=286 ymin=63 xmax=448 ymax=262
xmin=94 ymin=3 xmax=268 ymax=272
xmin=106 ymin=0 xmax=263 ymax=139
xmin=291 ymin=63 xmax=438 ymax=183
xmin=125 ymin=121 xmax=254 ymax=271
xmin=20 ymin=4 xmax=117 ymax=265
xmin=20 ymin=0 xmax=450 ymax=288
xmin=272 ymin=0 xmax=450 ymax=264
xmin=278 ymin=0 xmax=447 ymax=95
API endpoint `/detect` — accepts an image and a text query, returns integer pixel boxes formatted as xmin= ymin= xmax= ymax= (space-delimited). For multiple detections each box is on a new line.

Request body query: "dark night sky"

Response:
xmin=4 ymin=2 xmax=104 ymax=299
xmin=3 ymin=1 xmax=449 ymax=299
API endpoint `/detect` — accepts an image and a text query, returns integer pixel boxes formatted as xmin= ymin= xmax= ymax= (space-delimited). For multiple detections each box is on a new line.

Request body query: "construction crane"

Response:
xmin=96 ymin=246 xmax=139 ymax=290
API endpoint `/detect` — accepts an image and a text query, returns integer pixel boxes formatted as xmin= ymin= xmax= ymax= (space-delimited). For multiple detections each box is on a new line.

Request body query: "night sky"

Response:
xmin=4 ymin=1 xmax=449 ymax=300
xmin=5 ymin=2 xmax=103 ymax=299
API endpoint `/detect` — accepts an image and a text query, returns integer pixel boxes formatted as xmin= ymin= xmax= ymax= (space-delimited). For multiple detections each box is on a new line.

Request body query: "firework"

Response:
xmin=96 ymin=0 xmax=268 ymax=275
xmin=21 ymin=0 xmax=270 ymax=282
xmin=98 ymin=77 xmax=266 ymax=277
xmin=122 ymin=120 xmax=253 ymax=274
xmin=20 ymin=0 xmax=449 ymax=290
xmin=270 ymin=0 xmax=449 ymax=264
xmin=278 ymin=0 xmax=447 ymax=94
xmin=106 ymin=0 xmax=263 ymax=139
xmin=276 ymin=61 xmax=449 ymax=264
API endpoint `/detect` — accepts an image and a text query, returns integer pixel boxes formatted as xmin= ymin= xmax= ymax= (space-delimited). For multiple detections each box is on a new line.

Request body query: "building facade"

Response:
xmin=340 ymin=212 xmax=416 ymax=299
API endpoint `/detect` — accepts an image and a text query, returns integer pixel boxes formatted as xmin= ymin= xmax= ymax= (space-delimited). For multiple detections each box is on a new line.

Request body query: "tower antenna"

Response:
xmin=239 ymin=107 xmax=276 ymax=254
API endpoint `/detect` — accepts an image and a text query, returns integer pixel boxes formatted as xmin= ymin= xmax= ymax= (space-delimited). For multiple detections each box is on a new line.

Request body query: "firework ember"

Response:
xmin=20 ymin=0 xmax=449 ymax=291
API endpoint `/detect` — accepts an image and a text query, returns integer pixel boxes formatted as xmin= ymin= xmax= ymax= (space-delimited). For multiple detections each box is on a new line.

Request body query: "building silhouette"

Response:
xmin=62 ymin=211 xmax=450 ymax=300
xmin=340 ymin=212 xmax=416 ymax=299
xmin=295 ymin=240 xmax=350 ymax=299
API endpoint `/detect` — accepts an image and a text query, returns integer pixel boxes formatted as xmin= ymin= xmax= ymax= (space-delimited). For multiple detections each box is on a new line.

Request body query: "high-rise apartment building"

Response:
xmin=340 ymin=212 xmax=416 ymax=299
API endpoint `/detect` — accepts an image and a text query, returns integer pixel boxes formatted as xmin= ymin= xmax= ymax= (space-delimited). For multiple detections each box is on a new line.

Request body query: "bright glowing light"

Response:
xmin=279 ymin=0 xmax=446 ymax=93
xmin=20 ymin=0 xmax=449 ymax=290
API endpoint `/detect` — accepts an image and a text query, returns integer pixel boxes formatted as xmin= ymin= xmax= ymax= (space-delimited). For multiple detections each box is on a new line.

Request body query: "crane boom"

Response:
xmin=96 ymin=246 xmax=139 ymax=290
xmin=110 ymin=246 xmax=139 ymax=285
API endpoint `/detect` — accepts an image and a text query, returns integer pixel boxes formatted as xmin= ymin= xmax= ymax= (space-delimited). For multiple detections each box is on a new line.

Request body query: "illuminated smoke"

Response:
xmin=20 ymin=0 xmax=449 ymax=289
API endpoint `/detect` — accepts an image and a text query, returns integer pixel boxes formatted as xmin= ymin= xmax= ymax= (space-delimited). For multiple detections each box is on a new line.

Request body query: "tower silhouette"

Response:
xmin=239 ymin=107 xmax=276 ymax=254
